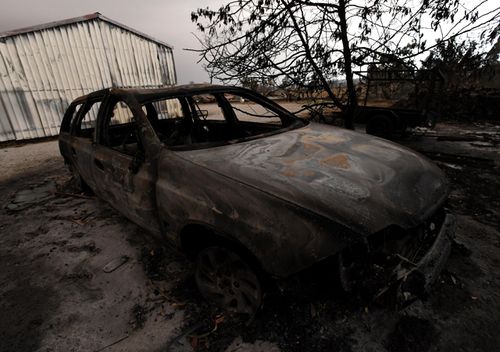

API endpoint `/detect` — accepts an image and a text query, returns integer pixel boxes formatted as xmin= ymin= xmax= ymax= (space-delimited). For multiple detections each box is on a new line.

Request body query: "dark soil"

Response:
xmin=139 ymin=124 xmax=500 ymax=352
xmin=386 ymin=316 xmax=437 ymax=352
xmin=1 ymin=122 xmax=499 ymax=352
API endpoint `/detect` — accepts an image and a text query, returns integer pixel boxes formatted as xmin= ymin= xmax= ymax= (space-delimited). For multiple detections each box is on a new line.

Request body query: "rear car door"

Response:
xmin=67 ymin=96 xmax=104 ymax=191
xmin=92 ymin=94 xmax=161 ymax=236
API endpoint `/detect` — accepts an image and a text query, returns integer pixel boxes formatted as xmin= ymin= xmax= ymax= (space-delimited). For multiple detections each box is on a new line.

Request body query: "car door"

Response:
xmin=68 ymin=96 xmax=104 ymax=191
xmin=92 ymin=93 xmax=161 ymax=236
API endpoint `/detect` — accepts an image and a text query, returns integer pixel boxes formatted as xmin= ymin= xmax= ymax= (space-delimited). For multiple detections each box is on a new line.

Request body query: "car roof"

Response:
xmin=71 ymin=84 xmax=250 ymax=104
xmin=71 ymin=88 xmax=110 ymax=105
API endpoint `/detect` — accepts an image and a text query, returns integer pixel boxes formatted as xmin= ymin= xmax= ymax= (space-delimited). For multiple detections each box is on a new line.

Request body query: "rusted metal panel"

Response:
xmin=0 ymin=14 xmax=176 ymax=141
xmin=58 ymin=84 xmax=452 ymax=280
xmin=179 ymin=122 xmax=449 ymax=236
xmin=56 ymin=85 xmax=454 ymax=314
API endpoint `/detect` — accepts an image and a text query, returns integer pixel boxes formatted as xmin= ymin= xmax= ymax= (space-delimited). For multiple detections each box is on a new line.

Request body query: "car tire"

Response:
xmin=366 ymin=114 xmax=395 ymax=138
xmin=195 ymin=246 xmax=262 ymax=315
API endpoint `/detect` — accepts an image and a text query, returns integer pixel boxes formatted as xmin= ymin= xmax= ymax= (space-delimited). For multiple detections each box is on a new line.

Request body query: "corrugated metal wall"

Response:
xmin=0 ymin=18 xmax=176 ymax=141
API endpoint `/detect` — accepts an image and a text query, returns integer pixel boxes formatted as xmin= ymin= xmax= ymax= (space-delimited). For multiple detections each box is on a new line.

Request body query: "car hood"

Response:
xmin=177 ymin=123 xmax=449 ymax=235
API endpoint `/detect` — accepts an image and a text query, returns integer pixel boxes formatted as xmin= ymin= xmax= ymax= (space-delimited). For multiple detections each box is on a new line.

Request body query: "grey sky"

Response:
xmin=1 ymin=1 xmax=497 ymax=85
xmin=0 ymin=0 xmax=225 ymax=84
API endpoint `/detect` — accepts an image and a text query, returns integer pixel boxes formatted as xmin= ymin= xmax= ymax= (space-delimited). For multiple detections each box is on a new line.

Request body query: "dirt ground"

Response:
xmin=0 ymin=121 xmax=499 ymax=352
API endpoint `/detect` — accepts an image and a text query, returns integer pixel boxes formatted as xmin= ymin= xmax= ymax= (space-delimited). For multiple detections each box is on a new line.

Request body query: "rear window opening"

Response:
xmin=100 ymin=99 xmax=144 ymax=157
xmin=71 ymin=100 xmax=102 ymax=140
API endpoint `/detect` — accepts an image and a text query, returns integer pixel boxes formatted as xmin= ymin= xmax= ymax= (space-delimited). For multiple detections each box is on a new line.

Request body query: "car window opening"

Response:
xmin=72 ymin=100 xmax=101 ymax=140
xmin=102 ymin=99 xmax=144 ymax=157
xmin=141 ymin=93 xmax=304 ymax=148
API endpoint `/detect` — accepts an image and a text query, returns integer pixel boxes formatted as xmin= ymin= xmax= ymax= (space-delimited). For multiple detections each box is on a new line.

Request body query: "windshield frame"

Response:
xmin=138 ymin=88 xmax=308 ymax=151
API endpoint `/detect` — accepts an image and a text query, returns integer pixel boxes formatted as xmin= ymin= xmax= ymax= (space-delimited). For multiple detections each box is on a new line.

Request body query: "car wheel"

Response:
xmin=366 ymin=114 xmax=394 ymax=138
xmin=195 ymin=246 xmax=262 ymax=315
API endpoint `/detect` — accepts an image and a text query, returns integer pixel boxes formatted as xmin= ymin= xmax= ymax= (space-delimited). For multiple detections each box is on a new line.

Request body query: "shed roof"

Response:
xmin=0 ymin=12 xmax=173 ymax=49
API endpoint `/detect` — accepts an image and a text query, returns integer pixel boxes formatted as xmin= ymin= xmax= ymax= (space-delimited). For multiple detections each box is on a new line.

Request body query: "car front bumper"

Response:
xmin=393 ymin=213 xmax=456 ymax=305
xmin=419 ymin=213 xmax=455 ymax=289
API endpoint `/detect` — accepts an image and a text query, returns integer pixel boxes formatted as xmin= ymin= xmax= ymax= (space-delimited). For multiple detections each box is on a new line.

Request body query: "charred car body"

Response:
xmin=59 ymin=84 xmax=455 ymax=314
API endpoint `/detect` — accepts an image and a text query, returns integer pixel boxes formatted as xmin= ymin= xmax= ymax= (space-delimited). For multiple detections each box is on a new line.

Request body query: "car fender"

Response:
xmin=155 ymin=150 xmax=361 ymax=278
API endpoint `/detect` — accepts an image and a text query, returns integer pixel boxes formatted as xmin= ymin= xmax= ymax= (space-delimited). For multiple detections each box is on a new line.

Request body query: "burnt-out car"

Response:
xmin=59 ymin=84 xmax=455 ymax=314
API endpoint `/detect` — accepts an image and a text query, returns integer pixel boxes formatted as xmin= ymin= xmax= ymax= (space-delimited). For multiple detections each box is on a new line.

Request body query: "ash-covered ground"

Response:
xmin=0 ymin=121 xmax=499 ymax=352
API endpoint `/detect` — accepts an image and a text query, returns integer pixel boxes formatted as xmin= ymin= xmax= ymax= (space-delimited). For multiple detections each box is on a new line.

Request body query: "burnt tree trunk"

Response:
xmin=338 ymin=0 xmax=357 ymax=130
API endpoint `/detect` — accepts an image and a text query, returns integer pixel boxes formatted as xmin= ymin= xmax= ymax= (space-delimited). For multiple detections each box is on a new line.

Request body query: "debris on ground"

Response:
xmin=5 ymin=181 xmax=56 ymax=211
xmin=386 ymin=316 xmax=437 ymax=352
xmin=166 ymin=314 xmax=226 ymax=351
xmin=103 ymin=255 xmax=130 ymax=273
xmin=131 ymin=303 xmax=148 ymax=330
xmin=0 ymin=121 xmax=499 ymax=351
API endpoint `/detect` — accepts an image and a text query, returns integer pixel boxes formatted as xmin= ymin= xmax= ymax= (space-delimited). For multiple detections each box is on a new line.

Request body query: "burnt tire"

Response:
xmin=366 ymin=114 xmax=395 ymax=138
xmin=195 ymin=246 xmax=262 ymax=315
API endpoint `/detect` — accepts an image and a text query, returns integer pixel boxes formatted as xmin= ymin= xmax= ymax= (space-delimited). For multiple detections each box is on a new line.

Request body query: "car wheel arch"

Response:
xmin=178 ymin=223 xmax=266 ymax=277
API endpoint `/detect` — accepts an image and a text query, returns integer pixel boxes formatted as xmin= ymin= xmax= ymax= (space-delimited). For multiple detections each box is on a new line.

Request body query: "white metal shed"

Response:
xmin=0 ymin=13 xmax=177 ymax=142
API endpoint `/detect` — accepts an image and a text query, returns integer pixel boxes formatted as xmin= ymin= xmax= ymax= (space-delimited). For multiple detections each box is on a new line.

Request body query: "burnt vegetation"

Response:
xmin=191 ymin=0 xmax=500 ymax=128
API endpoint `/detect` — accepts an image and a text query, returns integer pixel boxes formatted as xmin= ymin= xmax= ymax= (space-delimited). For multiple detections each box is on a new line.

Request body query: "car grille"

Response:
xmin=367 ymin=206 xmax=446 ymax=264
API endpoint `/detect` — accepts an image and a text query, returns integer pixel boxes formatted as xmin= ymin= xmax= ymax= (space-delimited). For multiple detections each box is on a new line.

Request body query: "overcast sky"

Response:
xmin=0 ymin=0 xmax=225 ymax=84
xmin=1 ymin=1 xmax=497 ymax=85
